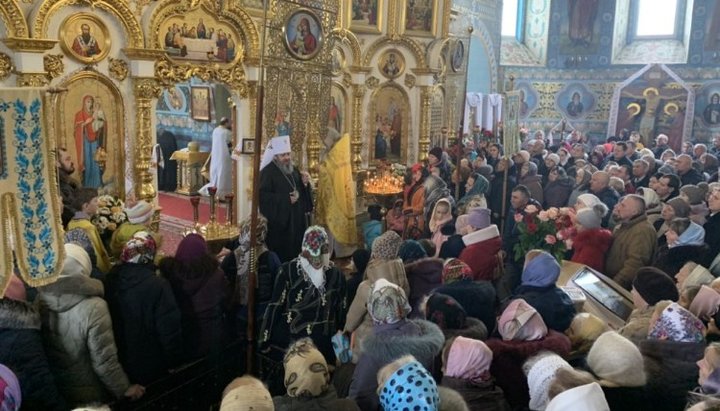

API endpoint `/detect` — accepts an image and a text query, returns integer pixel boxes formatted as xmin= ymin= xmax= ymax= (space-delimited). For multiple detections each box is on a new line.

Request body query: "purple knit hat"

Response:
xmin=175 ymin=233 xmax=209 ymax=264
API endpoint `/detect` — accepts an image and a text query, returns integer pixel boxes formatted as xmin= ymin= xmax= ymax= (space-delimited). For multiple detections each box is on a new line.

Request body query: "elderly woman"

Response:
xmin=159 ymin=234 xmax=230 ymax=360
xmin=272 ymin=338 xmax=359 ymax=410
xmin=344 ymin=231 xmax=409 ymax=359
xmin=259 ymin=226 xmax=347 ymax=364
xmin=39 ymin=244 xmax=144 ymax=406
xmin=348 ymin=279 xmax=444 ymax=410
xmin=105 ymin=232 xmax=183 ymax=385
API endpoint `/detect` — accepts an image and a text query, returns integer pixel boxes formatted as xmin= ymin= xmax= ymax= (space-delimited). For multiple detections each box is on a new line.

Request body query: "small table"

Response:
xmin=170 ymin=149 xmax=209 ymax=195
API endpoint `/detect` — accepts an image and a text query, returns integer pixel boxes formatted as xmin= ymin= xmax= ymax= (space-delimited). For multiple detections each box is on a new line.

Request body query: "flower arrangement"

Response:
xmin=91 ymin=195 xmax=127 ymax=237
xmin=513 ymin=205 xmax=574 ymax=263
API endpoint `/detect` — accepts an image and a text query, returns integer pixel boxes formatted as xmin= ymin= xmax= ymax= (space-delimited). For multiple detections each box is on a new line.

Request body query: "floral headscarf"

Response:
xmin=234 ymin=215 xmax=269 ymax=305
xmin=371 ymin=230 xmax=402 ymax=260
xmin=120 ymin=231 xmax=157 ymax=264
xmin=379 ymin=360 xmax=439 ymax=411
xmin=442 ymin=258 xmax=473 ymax=284
xmin=368 ymin=278 xmax=411 ymax=325
xmin=648 ymin=302 xmax=705 ymax=343
xmin=301 ymin=225 xmax=329 ymax=260
xmin=64 ymin=228 xmax=97 ymax=266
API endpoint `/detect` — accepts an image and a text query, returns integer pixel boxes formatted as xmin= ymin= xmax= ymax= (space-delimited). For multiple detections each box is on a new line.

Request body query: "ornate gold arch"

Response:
xmin=149 ymin=0 xmax=260 ymax=61
xmin=32 ymin=0 xmax=144 ymax=48
xmin=0 ymin=0 xmax=29 ymax=38
xmin=328 ymin=28 xmax=361 ymax=67
xmin=362 ymin=35 xmax=427 ymax=68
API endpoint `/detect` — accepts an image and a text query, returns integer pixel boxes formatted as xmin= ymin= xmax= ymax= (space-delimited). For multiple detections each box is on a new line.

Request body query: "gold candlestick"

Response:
xmin=225 ymin=193 xmax=235 ymax=229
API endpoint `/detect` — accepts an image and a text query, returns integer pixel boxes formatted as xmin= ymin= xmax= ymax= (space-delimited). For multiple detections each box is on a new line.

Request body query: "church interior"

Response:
xmin=2 ymin=0 xmax=720 ymax=410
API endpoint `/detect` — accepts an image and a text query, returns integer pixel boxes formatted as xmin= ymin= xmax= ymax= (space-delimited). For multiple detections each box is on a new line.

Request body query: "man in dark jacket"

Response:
xmin=676 ymin=154 xmax=705 ymax=186
xmin=705 ymin=187 xmax=720 ymax=257
xmin=590 ymin=171 xmax=619 ymax=227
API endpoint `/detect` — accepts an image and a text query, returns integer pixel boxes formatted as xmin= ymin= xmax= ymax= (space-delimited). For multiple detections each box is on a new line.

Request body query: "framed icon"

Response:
xmin=451 ymin=40 xmax=464 ymax=72
xmin=241 ymin=138 xmax=255 ymax=154
xmin=401 ymin=0 xmax=438 ymax=37
xmin=190 ymin=85 xmax=211 ymax=121
xmin=283 ymin=8 xmax=324 ymax=60
xmin=378 ymin=49 xmax=405 ymax=80
xmin=346 ymin=0 xmax=383 ymax=34
xmin=59 ymin=13 xmax=111 ymax=64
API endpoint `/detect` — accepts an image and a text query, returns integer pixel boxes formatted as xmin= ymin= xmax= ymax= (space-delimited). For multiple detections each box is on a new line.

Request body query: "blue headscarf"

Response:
xmin=380 ymin=360 xmax=439 ymax=411
xmin=398 ymin=240 xmax=427 ymax=263
xmin=674 ymin=221 xmax=705 ymax=248
xmin=458 ymin=173 xmax=490 ymax=209
xmin=521 ymin=251 xmax=561 ymax=288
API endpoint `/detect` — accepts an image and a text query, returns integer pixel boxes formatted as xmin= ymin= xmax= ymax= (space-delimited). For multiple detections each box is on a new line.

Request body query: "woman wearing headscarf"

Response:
xmin=104 ymin=232 xmax=183 ymax=385
xmin=259 ymin=226 xmax=347 ymax=365
xmin=524 ymin=352 xmax=572 ymax=411
xmin=221 ymin=214 xmax=281 ymax=337
xmin=65 ymin=228 xmax=104 ymax=281
xmin=344 ymin=231 xmax=409 ymax=360
xmin=272 ymin=338 xmax=359 ymax=410
xmin=584 ymin=331 xmax=646 ymax=411
xmin=159 ymin=233 xmax=230 ymax=360
xmin=441 ymin=337 xmax=510 ymax=411
xmin=457 ymin=173 xmax=490 ymax=215
xmin=689 ymin=285 xmax=720 ymax=322
xmin=220 ymin=375 xmax=274 ymax=411
xmin=0 ymin=275 xmax=67 ymax=411
xmin=435 ymin=259 xmax=497 ymax=333
xmin=376 ymin=356 xmax=442 ymax=411
xmin=428 ymin=198 xmax=454 ymax=257
xmin=618 ymin=267 xmax=679 ymax=342
xmin=654 ymin=217 xmax=712 ymax=276
xmin=39 ymin=244 xmax=144 ymax=406
xmin=567 ymin=168 xmax=592 ymax=209
xmin=519 ymin=161 xmax=544 ymax=206
xmin=688 ymin=343 xmax=720 ymax=409
xmin=348 ymin=279 xmax=444 ymax=410
xmin=485 ymin=299 xmax=571 ymax=409
xmin=641 ymin=302 xmax=707 ymax=411
xmin=512 ymin=250 xmax=576 ymax=333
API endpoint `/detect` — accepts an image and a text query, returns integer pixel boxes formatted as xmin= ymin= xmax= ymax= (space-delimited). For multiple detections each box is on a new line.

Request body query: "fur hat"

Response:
xmin=526 ymin=353 xmax=572 ymax=411
xmin=467 ymin=207 xmax=491 ymax=230
xmin=666 ymin=197 xmax=691 ymax=218
xmin=587 ymin=331 xmax=646 ymax=387
xmin=576 ymin=193 xmax=602 ymax=209
xmin=546 ymin=153 xmax=560 ymax=165
xmin=575 ymin=204 xmax=608 ymax=229
xmin=283 ymin=338 xmax=329 ymax=398
xmin=368 ymin=278 xmax=411 ymax=324
xmin=637 ymin=187 xmax=660 ymax=209
xmin=681 ymin=185 xmax=707 ymax=205
xmin=429 ymin=147 xmax=444 ymax=160
xmin=62 ymin=243 xmax=92 ymax=277
xmin=125 ymin=200 xmax=154 ymax=225
xmin=220 ymin=376 xmax=273 ymax=411
xmin=498 ymin=299 xmax=548 ymax=341
xmin=546 ymin=382 xmax=609 ymax=411
xmin=632 ymin=267 xmax=678 ymax=306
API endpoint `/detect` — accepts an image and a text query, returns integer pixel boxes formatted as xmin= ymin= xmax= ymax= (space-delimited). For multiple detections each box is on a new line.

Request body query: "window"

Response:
xmin=634 ymin=0 xmax=680 ymax=38
xmin=501 ymin=0 xmax=520 ymax=38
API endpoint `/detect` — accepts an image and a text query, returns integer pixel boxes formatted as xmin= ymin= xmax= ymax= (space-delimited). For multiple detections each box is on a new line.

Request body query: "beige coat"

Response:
xmin=618 ymin=306 xmax=654 ymax=343
xmin=344 ymin=258 xmax=409 ymax=362
xmin=605 ymin=214 xmax=657 ymax=289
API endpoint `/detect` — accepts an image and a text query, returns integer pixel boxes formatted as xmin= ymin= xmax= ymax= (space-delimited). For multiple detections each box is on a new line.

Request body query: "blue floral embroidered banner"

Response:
xmin=0 ymin=89 xmax=64 ymax=293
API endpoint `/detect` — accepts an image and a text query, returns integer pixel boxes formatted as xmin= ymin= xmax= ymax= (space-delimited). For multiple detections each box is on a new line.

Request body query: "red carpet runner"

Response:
xmin=158 ymin=192 xmax=227 ymax=224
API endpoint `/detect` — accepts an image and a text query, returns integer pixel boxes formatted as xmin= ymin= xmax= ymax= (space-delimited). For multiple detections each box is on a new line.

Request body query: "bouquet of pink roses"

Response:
xmin=513 ymin=205 xmax=575 ymax=263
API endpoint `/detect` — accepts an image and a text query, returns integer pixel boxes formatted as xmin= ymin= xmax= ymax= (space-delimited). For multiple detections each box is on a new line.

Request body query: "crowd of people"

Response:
xmin=3 ymin=129 xmax=720 ymax=410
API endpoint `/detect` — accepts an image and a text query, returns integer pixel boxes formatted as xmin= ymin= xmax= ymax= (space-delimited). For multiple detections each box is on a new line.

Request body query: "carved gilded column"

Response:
xmin=351 ymin=84 xmax=365 ymax=173
xmin=418 ymin=86 xmax=432 ymax=162
xmin=132 ymin=77 xmax=161 ymax=202
xmin=307 ymin=117 xmax=322 ymax=180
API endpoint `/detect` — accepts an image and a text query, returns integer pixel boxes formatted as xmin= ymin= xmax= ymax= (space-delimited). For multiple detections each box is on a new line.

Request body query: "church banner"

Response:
xmin=0 ymin=88 xmax=65 ymax=294
xmin=503 ymin=90 xmax=521 ymax=155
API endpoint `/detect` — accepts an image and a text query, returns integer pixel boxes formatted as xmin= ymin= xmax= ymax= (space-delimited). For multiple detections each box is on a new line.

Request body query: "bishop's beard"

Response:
xmin=275 ymin=159 xmax=295 ymax=176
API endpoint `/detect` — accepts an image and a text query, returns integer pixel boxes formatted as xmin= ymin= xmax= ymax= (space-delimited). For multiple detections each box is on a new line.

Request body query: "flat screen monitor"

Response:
xmin=572 ymin=268 xmax=634 ymax=321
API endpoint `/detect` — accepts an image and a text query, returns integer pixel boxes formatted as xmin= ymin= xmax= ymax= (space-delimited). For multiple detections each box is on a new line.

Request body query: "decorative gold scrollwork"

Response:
xmin=404 ymin=74 xmax=416 ymax=89
xmin=43 ymin=54 xmax=64 ymax=80
xmin=0 ymin=53 xmax=13 ymax=80
xmin=365 ymin=76 xmax=379 ymax=89
xmin=16 ymin=73 xmax=49 ymax=87
xmin=154 ymin=57 xmax=249 ymax=97
xmin=108 ymin=58 xmax=129 ymax=81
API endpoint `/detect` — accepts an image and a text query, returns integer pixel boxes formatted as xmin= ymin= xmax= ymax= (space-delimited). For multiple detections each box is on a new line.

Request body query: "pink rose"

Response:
xmin=547 ymin=208 xmax=559 ymax=220
xmin=514 ymin=213 xmax=523 ymax=223
xmin=545 ymin=234 xmax=557 ymax=245
xmin=525 ymin=204 xmax=539 ymax=214
xmin=538 ymin=211 xmax=550 ymax=222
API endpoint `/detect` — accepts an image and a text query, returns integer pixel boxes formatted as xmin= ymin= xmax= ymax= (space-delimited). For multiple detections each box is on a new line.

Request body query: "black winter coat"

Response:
xmin=0 ymin=299 xmax=68 ymax=411
xmin=435 ymin=279 xmax=497 ymax=332
xmin=513 ymin=285 xmax=576 ymax=333
xmin=104 ymin=263 xmax=184 ymax=385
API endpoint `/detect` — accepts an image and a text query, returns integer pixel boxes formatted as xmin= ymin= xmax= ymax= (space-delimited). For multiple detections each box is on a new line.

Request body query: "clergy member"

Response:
xmin=259 ymin=135 xmax=313 ymax=262
xmin=199 ymin=118 xmax=233 ymax=198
